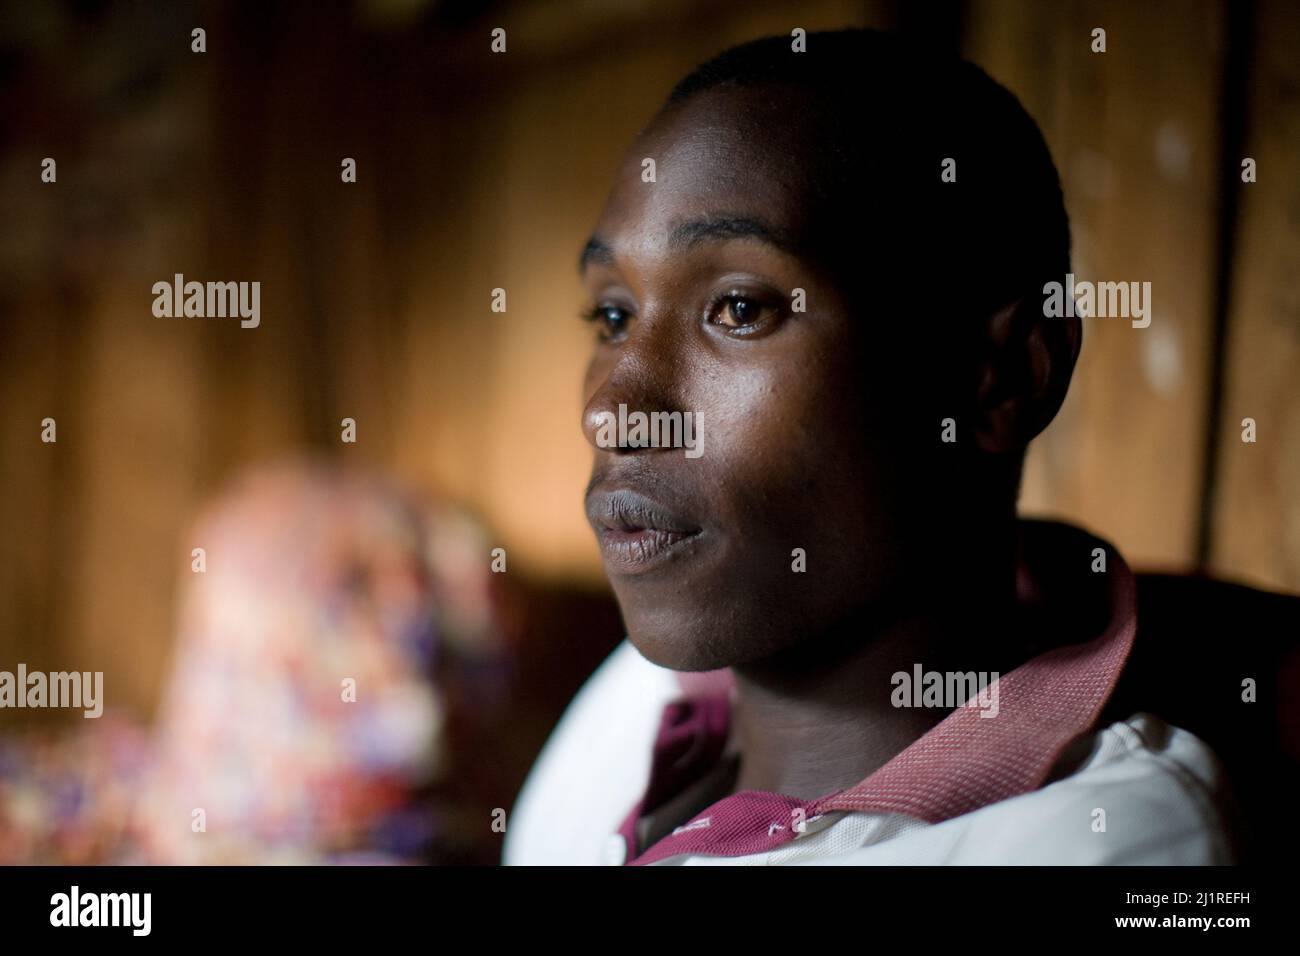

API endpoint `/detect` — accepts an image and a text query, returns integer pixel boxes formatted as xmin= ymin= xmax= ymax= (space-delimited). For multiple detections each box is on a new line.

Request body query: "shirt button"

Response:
xmin=603 ymin=834 xmax=628 ymax=866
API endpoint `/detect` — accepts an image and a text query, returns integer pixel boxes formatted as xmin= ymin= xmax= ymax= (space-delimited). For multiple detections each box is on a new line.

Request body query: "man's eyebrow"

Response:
xmin=578 ymin=237 xmax=614 ymax=273
xmin=578 ymin=216 xmax=799 ymax=273
xmin=667 ymin=215 xmax=798 ymax=254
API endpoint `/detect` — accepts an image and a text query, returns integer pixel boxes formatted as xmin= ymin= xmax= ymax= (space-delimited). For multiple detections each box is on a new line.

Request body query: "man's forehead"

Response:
xmin=625 ymin=93 xmax=816 ymax=199
xmin=589 ymin=106 xmax=815 ymax=260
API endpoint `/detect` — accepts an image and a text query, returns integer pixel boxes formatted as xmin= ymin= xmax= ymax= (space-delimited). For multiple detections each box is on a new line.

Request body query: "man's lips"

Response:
xmin=585 ymin=487 xmax=704 ymax=575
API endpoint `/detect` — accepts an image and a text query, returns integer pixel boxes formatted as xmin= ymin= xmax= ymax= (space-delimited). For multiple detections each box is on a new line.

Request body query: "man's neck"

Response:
xmin=727 ymin=556 xmax=1026 ymax=801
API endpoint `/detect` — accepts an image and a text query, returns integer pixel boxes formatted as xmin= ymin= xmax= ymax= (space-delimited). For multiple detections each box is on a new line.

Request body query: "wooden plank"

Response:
xmin=1210 ymin=0 xmax=1300 ymax=591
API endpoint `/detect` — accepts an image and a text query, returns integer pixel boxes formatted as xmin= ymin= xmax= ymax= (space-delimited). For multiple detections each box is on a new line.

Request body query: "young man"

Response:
xmin=505 ymin=29 xmax=1240 ymax=865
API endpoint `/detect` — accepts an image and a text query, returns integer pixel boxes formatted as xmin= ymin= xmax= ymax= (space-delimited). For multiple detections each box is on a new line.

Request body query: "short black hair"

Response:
xmin=663 ymin=29 xmax=1070 ymax=336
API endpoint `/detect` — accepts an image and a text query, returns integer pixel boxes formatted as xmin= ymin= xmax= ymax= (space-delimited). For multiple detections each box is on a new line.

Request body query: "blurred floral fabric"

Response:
xmin=0 ymin=459 xmax=510 ymax=864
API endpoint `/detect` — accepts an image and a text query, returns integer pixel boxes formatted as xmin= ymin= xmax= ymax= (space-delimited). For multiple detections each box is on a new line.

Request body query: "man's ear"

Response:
xmin=971 ymin=296 xmax=1082 ymax=454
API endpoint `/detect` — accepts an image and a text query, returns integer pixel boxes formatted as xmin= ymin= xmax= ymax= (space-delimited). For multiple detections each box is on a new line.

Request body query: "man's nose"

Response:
xmin=581 ymin=321 xmax=685 ymax=453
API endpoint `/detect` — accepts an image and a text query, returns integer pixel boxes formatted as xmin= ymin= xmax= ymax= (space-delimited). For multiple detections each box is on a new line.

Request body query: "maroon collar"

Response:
xmin=616 ymin=521 xmax=1138 ymax=865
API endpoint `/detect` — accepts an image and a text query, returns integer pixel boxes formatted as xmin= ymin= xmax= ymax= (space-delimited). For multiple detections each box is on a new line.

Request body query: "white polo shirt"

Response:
xmin=504 ymin=527 xmax=1238 ymax=866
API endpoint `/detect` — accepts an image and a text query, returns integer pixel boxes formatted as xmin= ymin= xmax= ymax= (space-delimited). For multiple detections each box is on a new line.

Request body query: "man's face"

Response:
xmin=579 ymin=85 xmax=940 ymax=671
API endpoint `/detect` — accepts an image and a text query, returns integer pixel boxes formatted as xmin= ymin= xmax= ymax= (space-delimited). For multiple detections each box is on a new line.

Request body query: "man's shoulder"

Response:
xmin=991 ymin=712 xmax=1240 ymax=864
xmin=1107 ymin=573 xmax=1300 ymax=863
xmin=805 ymin=712 xmax=1239 ymax=865
xmin=503 ymin=640 xmax=679 ymax=865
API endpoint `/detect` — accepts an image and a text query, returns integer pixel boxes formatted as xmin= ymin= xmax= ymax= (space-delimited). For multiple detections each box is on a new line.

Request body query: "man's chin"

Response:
xmin=619 ymin=595 xmax=806 ymax=673
xmin=623 ymin=622 xmax=734 ymax=673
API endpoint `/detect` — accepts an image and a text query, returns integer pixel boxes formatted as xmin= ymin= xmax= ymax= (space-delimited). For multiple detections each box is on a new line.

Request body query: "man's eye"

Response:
xmin=710 ymin=295 xmax=770 ymax=329
xmin=582 ymin=305 xmax=632 ymax=341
